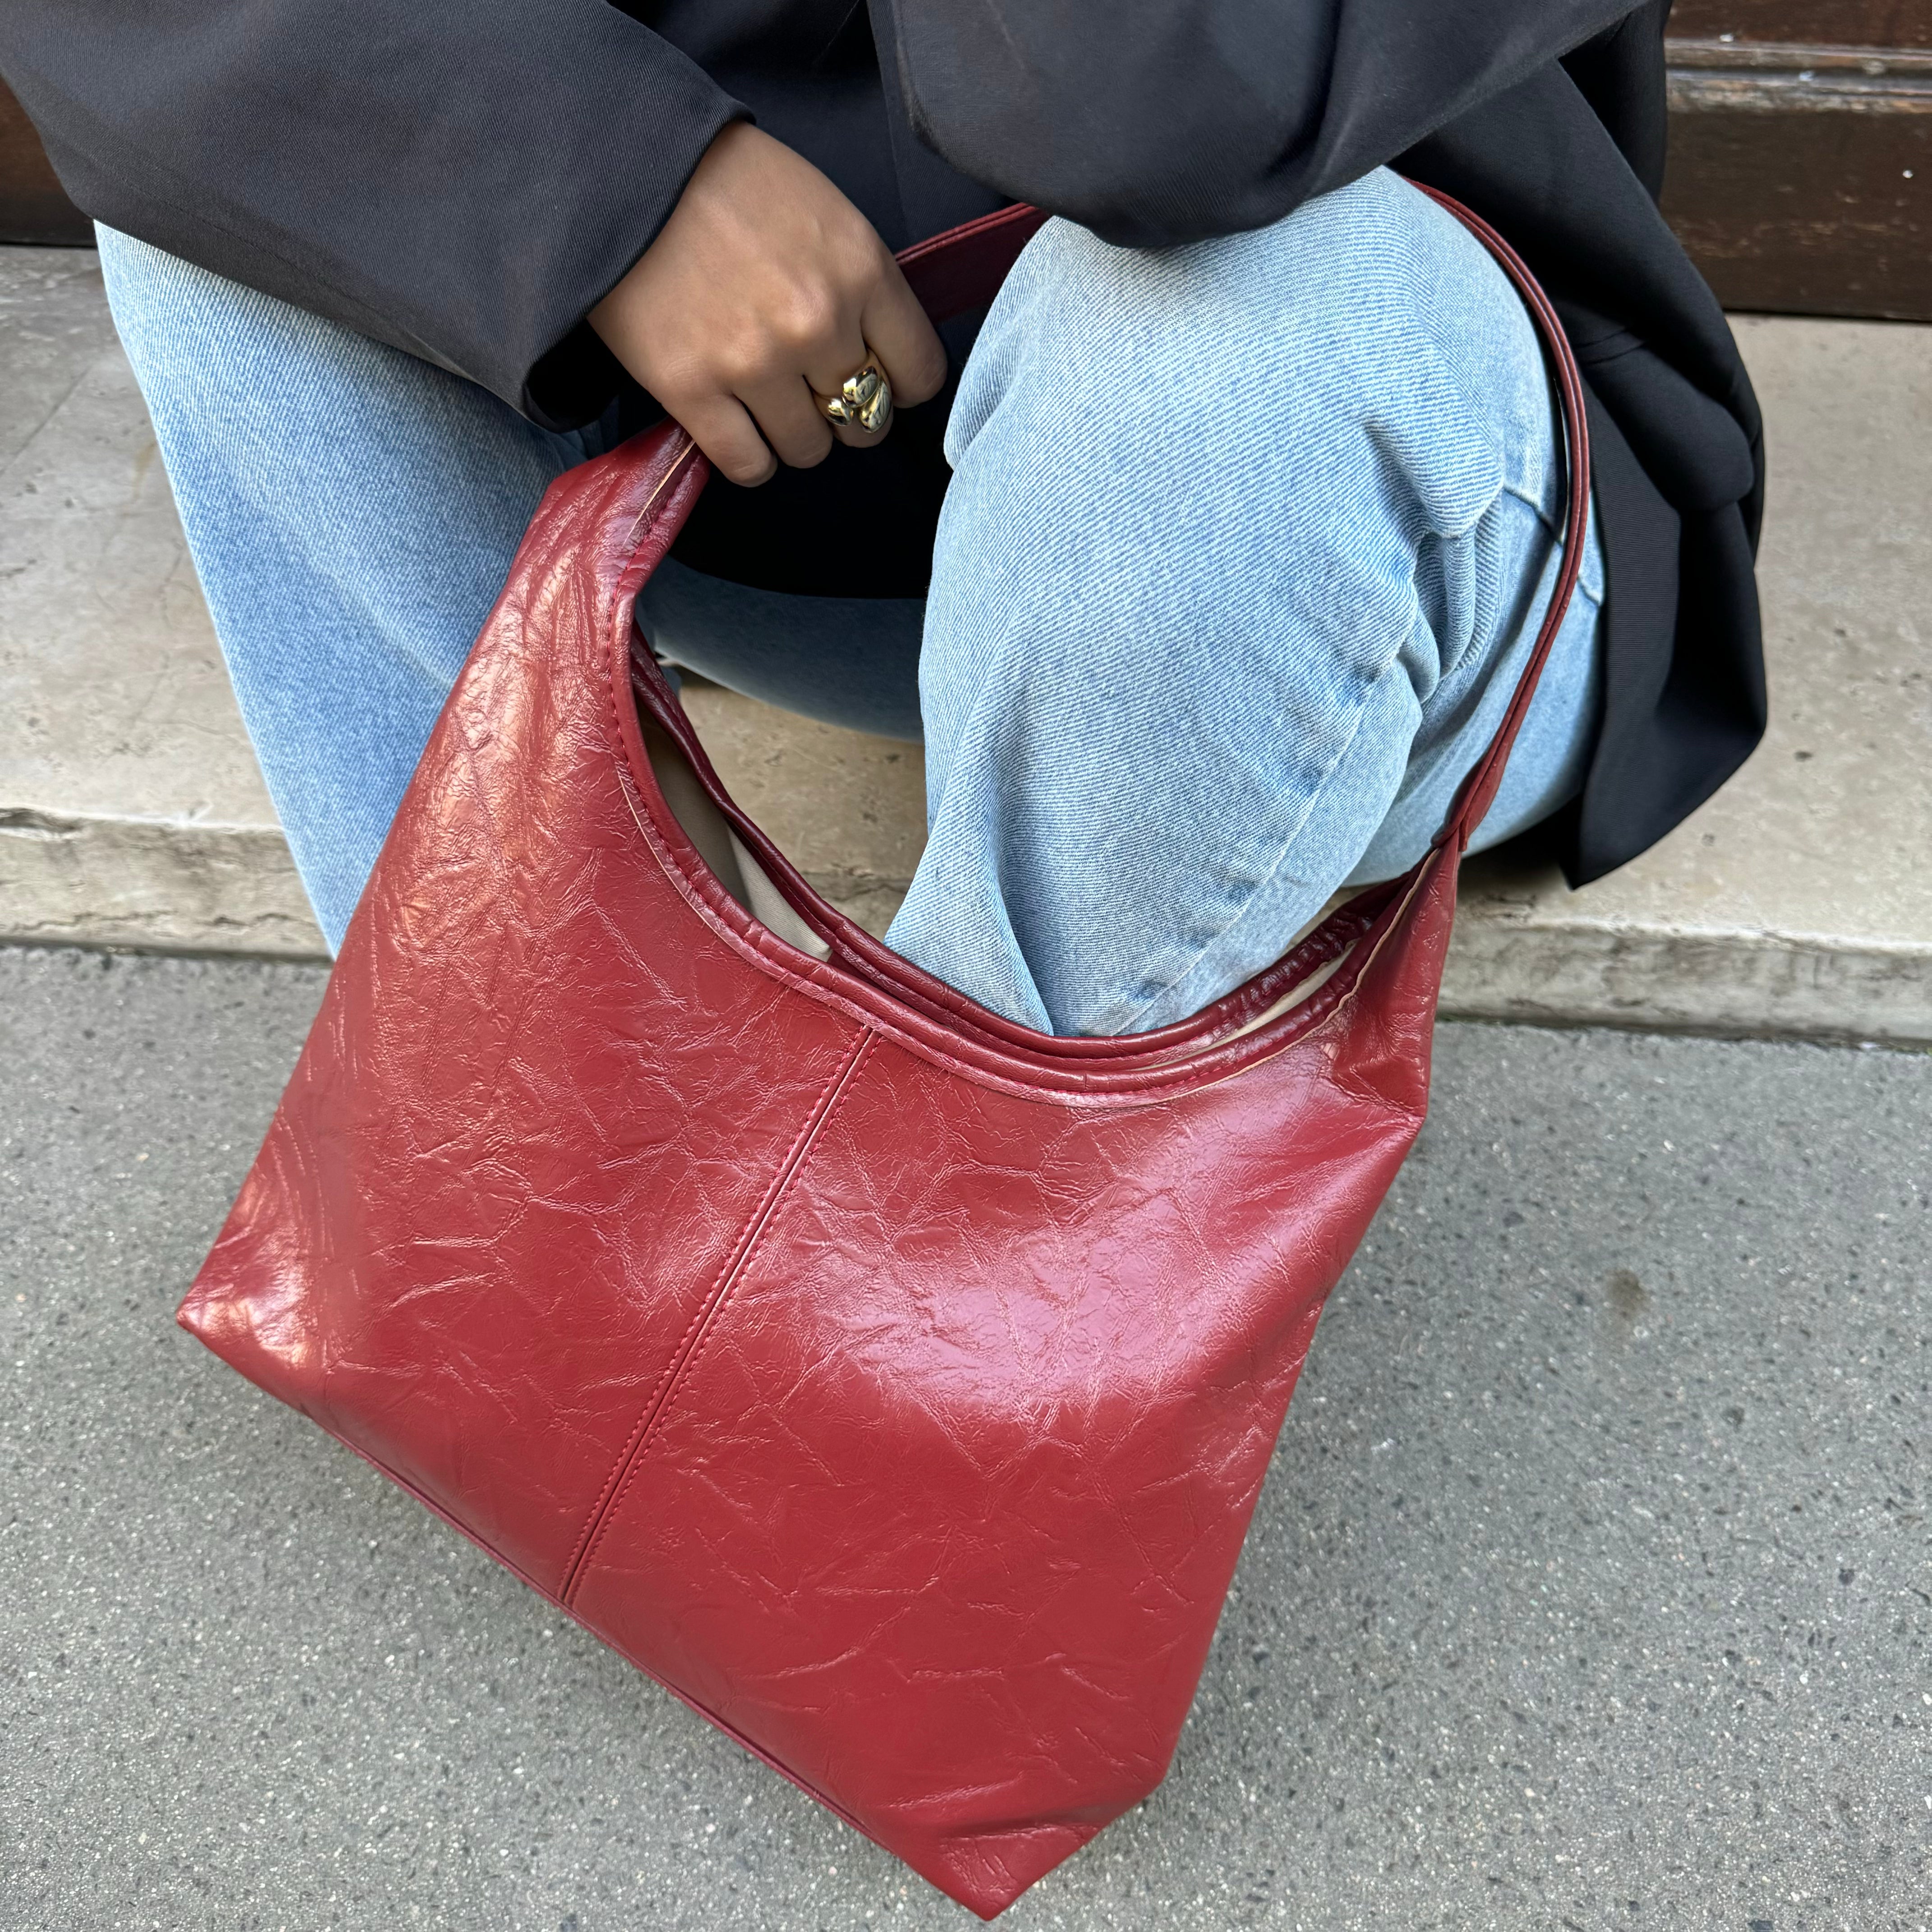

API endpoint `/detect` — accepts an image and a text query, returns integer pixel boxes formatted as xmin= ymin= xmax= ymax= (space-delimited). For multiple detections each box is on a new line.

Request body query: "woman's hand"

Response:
xmin=589 ymin=123 xmax=948 ymax=486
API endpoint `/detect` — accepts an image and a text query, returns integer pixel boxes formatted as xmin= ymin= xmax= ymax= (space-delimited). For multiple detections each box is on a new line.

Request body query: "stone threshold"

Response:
xmin=3 ymin=249 xmax=1927 ymax=1047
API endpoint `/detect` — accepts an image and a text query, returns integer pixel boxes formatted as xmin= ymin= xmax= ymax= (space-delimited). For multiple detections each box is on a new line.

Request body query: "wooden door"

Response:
xmin=1663 ymin=0 xmax=1932 ymax=317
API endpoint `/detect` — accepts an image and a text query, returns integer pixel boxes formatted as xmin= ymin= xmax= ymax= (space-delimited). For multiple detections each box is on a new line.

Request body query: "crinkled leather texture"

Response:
xmin=179 ymin=196 xmax=1585 ymax=1920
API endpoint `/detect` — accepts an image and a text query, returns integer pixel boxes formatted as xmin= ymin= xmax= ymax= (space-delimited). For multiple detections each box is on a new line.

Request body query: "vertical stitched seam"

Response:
xmin=573 ymin=1035 xmax=863 ymax=1569
xmin=558 ymin=1029 xmax=873 ymax=1602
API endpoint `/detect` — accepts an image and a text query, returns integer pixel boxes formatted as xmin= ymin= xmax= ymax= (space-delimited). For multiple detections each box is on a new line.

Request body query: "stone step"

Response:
xmin=3 ymin=247 xmax=1927 ymax=1044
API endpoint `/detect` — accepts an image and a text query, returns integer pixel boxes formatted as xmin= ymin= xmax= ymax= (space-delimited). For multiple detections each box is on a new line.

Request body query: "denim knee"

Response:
xmin=888 ymin=169 xmax=1599 ymax=1035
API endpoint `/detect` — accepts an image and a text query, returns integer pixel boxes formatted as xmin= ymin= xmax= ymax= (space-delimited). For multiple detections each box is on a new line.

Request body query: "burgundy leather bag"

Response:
xmin=180 ymin=190 xmax=1586 ymax=1919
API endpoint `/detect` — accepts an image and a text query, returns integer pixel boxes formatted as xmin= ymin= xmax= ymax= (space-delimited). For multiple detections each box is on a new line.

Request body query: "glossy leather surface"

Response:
xmin=179 ymin=195 xmax=1586 ymax=1919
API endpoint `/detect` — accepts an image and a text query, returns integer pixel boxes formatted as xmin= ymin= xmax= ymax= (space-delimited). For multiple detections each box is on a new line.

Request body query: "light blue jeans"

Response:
xmin=99 ymin=168 xmax=1603 ymax=1036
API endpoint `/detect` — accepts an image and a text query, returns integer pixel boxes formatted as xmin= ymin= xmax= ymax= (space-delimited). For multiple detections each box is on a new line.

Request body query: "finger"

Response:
xmin=860 ymin=259 xmax=948 ymax=409
xmin=667 ymin=391 xmax=778 ymax=488
xmin=799 ymin=297 xmax=871 ymax=399
xmin=736 ymin=373 xmax=836 ymax=471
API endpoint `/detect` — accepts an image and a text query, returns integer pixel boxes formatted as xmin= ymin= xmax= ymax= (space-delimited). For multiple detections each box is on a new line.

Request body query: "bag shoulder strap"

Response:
xmin=1401 ymin=183 xmax=1591 ymax=854
xmin=892 ymin=187 xmax=1590 ymax=857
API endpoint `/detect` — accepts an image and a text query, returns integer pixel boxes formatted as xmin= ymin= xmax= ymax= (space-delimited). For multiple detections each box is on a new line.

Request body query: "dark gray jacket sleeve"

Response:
xmin=0 ymin=2 xmax=743 ymax=422
xmin=879 ymin=0 xmax=1646 ymax=246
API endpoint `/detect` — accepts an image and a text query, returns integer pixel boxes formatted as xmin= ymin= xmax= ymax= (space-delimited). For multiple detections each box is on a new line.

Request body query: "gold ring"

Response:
xmin=814 ymin=351 xmax=892 ymax=435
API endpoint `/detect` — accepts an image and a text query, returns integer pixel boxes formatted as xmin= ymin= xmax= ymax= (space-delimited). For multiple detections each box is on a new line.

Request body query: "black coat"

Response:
xmin=0 ymin=0 xmax=1763 ymax=884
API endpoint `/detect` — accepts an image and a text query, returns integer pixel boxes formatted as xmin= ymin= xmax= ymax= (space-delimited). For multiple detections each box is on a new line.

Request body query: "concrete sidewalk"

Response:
xmin=2 ymin=248 xmax=1930 ymax=1044
xmin=3 ymin=944 xmax=1928 ymax=1930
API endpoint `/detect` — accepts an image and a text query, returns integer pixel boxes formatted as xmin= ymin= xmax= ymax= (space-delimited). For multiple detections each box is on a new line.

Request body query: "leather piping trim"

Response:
xmin=626 ymin=635 xmax=1401 ymax=1066
xmin=557 ymin=1028 xmax=873 ymax=1604
xmin=608 ymin=611 xmax=1424 ymax=1106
